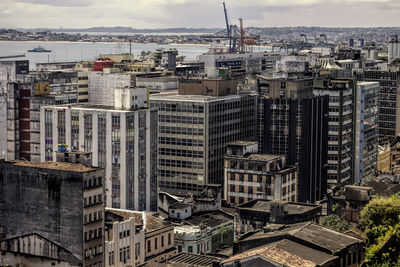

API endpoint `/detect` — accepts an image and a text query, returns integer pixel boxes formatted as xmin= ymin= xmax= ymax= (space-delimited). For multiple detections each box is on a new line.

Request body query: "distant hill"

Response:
xmin=17 ymin=27 xmax=223 ymax=34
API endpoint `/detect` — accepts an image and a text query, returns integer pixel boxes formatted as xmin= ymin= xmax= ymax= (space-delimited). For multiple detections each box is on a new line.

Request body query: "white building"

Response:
xmin=105 ymin=217 xmax=145 ymax=267
xmin=40 ymin=87 xmax=157 ymax=211
xmin=88 ymin=72 xmax=135 ymax=106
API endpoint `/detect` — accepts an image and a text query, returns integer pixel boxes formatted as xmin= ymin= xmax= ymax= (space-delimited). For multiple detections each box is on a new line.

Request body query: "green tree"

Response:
xmin=360 ymin=194 xmax=400 ymax=266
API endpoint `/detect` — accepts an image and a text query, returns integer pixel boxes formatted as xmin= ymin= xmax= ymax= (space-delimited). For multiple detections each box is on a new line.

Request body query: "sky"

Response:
xmin=1 ymin=0 xmax=400 ymax=29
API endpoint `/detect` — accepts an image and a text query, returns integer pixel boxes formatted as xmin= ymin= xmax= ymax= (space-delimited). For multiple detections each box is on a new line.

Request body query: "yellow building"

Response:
xmin=378 ymin=144 xmax=391 ymax=172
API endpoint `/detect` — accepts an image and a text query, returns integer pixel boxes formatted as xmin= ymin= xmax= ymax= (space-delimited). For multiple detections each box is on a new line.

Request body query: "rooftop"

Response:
xmin=237 ymin=199 xmax=321 ymax=215
xmin=222 ymin=244 xmax=317 ymax=267
xmin=160 ymin=252 xmax=222 ymax=267
xmin=106 ymin=208 xmax=172 ymax=232
xmin=43 ymin=104 xmax=150 ymax=112
xmin=9 ymin=160 xmax=97 ymax=173
xmin=272 ymin=239 xmax=338 ymax=265
xmin=150 ymin=90 xmax=255 ymax=102
xmin=290 ymin=223 xmax=363 ymax=253
xmin=228 ymin=141 xmax=258 ymax=147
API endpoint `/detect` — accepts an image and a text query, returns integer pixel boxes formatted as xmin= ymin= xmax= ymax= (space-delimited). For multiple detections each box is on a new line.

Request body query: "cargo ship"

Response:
xmin=28 ymin=46 xmax=52 ymax=53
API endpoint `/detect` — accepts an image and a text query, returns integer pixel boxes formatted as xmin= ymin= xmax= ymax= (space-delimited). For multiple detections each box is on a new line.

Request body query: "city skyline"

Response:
xmin=1 ymin=0 xmax=400 ymax=29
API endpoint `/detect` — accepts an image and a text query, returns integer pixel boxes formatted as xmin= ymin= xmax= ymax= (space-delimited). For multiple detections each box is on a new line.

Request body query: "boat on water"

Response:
xmin=27 ymin=46 xmax=51 ymax=53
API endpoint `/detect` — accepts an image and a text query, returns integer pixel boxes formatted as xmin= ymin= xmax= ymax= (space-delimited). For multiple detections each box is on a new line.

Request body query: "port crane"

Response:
xmin=202 ymin=2 xmax=259 ymax=53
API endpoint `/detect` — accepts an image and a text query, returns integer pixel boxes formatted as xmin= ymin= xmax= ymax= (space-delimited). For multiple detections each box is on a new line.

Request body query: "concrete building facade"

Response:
xmin=0 ymin=160 xmax=105 ymax=266
xmin=150 ymin=90 xmax=257 ymax=196
xmin=313 ymin=78 xmax=354 ymax=187
xmin=40 ymin=102 xmax=157 ymax=211
xmin=224 ymin=141 xmax=297 ymax=205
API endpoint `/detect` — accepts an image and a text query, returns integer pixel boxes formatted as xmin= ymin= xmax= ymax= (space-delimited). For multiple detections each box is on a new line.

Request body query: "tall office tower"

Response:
xmin=257 ymin=77 xmax=328 ymax=202
xmin=41 ymin=86 xmax=158 ymax=211
xmin=388 ymin=35 xmax=400 ymax=62
xmin=0 ymin=160 xmax=105 ymax=267
xmin=313 ymin=78 xmax=355 ymax=187
xmin=353 ymin=82 xmax=379 ymax=184
xmin=358 ymin=67 xmax=400 ymax=143
xmin=150 ymin=77 xmax=257 ymax=196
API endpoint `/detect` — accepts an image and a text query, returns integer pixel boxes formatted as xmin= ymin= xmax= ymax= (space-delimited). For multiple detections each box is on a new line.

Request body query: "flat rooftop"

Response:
xmin=9 ymin=160 xmax=97 ymax=172
xmin=43 ymin=104 xmax=150 ymax=112
xmin=150 ymin=90 xmax=255 ymax=102
xmin=228 ymin=141 xmax=258 ymax=146
xmin=237 ymin=199 xmax=321 ymax=215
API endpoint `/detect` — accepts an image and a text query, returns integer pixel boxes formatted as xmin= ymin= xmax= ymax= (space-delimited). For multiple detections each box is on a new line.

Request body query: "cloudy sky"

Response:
xmin=1 ymin=0 xmax=399 ymax=29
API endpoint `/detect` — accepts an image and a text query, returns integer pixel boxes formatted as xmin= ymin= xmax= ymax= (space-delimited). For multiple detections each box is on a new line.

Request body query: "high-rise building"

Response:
xmin=353 ymin=82 xmax=379 ymax=183
xmin=257 ymin=76 xmax=329 ymax=202
xmin=150 ymin=78 xmax=257 ymax=196
xmin=359 ymin=70 xmax=400 ymax=143
xmin=388 ymin=35 xmax=400 ymax=62
xmin=313 ymin=78 xmax=355 ymax=187
xmin=224 ymin=141 xmax=297 ymax=205
xmin=0 ymin=160 xmax=105 ymax=267
xmin=0 ymin=60 xmax=79 ymax=162
xmin=41 ymin=86 xmax=158 ymax=211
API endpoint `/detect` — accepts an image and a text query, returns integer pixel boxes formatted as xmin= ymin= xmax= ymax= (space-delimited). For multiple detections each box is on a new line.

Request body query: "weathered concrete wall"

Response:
xmin=0 ymin=163 xmax=84 ymax=261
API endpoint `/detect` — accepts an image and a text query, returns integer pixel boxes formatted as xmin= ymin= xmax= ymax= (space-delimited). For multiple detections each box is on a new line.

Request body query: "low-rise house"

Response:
xmin=105 ymin=208 xmax=176 ymax=266
xmin=235 ymin=222 xmax=364 ymax=267
xmin=171 ymin=210 xmax=234 ymax=255
xmin=235 ymin=199 xmax=321 ymax=234
xmin=223 ymin=239 xmax=338 ymax=267
xmin=329 ymin=185 xmax=373 ymax=224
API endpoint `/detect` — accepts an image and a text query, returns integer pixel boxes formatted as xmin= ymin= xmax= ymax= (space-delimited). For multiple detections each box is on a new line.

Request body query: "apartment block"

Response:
xmin=314 ymin=78 xmax=354 ymax=187
xmin=224 ymin=141 xmax=297 ymax=205
xmin=358 ymin=69 xmax=400 ymax=143
xmin=150 ymin=86 xmax=257 ymax=196
xmin=40 ymin=87 xmax=157 ymax=211
xmin=354 ymin=82 xmax=379 ymax=183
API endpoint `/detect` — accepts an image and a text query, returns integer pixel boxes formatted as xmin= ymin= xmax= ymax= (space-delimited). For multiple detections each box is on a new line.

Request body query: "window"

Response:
xmin=154 ymin=238 xmax=158 ymax=249
xmin=147 ymin=240 xmax=151 ymax=252
xmin=168 ymin=233 xmax=171 ymax=245
xmin=161 ymin=235 xmax=164 ymax=247
xmin=188 ymin=246 xmax=193 ymax=253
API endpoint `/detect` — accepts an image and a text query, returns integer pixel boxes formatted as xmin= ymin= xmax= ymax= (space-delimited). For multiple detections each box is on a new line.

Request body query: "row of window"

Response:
xmin=147 ymin=233 xmax=172 ymax=252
